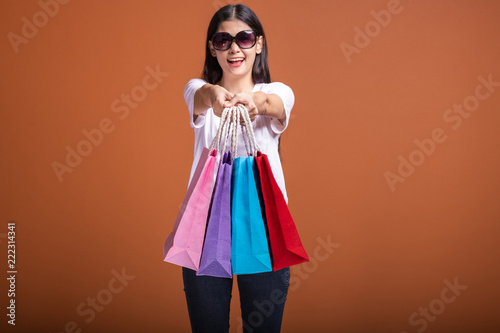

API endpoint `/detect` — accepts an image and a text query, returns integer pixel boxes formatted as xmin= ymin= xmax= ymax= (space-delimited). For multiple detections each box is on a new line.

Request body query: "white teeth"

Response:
xmin=228 ymin=58 xmax=244 ymax=62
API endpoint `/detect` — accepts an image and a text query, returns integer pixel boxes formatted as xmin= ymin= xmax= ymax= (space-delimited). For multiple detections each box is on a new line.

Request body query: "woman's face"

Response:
xmin=209 ymin=19 xmax=263 ymax=83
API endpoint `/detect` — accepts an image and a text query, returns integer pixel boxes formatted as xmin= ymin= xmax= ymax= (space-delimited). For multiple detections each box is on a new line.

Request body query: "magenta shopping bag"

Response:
xmin=163 ymin=148 xmax=217 ymax=270
xmin=197 ymin=151 xmax=233 ymax=278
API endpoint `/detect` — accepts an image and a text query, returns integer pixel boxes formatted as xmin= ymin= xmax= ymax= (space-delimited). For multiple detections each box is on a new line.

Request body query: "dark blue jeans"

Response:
xmin=182 ymin=267 xmax=290 ymax=333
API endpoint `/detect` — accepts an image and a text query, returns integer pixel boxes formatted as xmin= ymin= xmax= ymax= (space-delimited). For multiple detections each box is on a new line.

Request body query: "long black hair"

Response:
xmin=202 ymin=4 xmax=283 ymax=158
xmin=202 ymin=4 xmax=271 ymax=84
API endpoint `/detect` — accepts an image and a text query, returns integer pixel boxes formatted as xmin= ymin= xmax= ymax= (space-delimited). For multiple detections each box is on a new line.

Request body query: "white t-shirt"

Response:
xmin=183 ymin=78 xmax=295 ymax=204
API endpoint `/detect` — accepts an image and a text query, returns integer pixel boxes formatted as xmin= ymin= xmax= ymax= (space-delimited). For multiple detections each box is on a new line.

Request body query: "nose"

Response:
xmin=229 ymin=39 xmax=242 ymax=53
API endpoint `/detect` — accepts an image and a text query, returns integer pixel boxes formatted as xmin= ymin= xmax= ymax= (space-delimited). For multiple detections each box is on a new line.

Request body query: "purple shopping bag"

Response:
xmin=197 ymin=151 xmax=233 ymax=277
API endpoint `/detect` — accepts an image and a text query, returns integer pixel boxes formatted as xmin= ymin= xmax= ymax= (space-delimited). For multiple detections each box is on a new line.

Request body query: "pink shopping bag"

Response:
xmin=163 ymin=148 xmax=217 ymax=270
xmin=163 ymin=147 xmax=210 ymax=258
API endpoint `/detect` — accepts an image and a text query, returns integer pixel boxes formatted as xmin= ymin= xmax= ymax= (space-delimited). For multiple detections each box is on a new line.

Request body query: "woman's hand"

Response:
xmin=208 ymin=85 xmax=234 ymax=118
xmin=225 ymin=92 xmax=259 ymax=122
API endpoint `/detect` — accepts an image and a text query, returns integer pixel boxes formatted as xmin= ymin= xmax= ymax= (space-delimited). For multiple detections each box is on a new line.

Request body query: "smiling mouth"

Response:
xmin=228 ymin=58 xmax=245 ymax=66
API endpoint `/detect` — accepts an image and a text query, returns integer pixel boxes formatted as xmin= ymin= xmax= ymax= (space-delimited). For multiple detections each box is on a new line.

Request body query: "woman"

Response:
xmin=182 ymin=4 xmax=295 ymax=332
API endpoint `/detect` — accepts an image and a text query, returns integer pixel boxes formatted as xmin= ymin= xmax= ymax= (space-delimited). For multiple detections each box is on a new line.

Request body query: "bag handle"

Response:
xmin=220 ymin=107 xmax=234 ymax=156
xmin=208 ymin=105 xmax=261 ymax=158
xmin=219 ymin=106 xmax=240 ymax=160
xmin=208 ymin=107 xmax=231 ymax=152
xmin=237 ymin=105 xmax=261 ymax=155
xmin=229 ymin=106 xmax=240 ymax=160
xmin=240 ymin=113 xmax=252 ymax=156
xmin=208 ymin=106 xmax=245 ymax=161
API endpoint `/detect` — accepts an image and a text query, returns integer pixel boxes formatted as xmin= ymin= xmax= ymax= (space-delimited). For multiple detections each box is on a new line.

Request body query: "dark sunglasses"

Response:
xmin=211 ymin=30 xmax=257 ymax=51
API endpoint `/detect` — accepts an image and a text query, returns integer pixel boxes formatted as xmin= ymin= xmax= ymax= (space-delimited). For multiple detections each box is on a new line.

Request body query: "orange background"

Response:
xmin=1 ymin=0 xmax=500 ymax=332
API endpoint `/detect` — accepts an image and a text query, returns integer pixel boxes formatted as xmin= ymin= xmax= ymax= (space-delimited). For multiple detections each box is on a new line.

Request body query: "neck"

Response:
xmin=219 ymin=75 xmax=254 ymax=94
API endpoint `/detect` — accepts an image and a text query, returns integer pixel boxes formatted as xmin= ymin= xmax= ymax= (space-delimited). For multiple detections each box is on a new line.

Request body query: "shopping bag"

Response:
xmin=163 ymin=107 xmax=236 ymax=270
xmin=230 ymin=105 xmax=272 ymax=274
xmin=197 ymin=151 xmax=233 ymax=278
xmin=255 ymin=151 xmax=309 ymax=271
xmin=163 ymin=147 xmax=210 ymax=259
xmin=236 ymin=104 xmax=308 ymax=271
xmin=163 ymin=148 xmax=218 ymax=270
xmin=231 ymin=155 xmax=273 ymax=274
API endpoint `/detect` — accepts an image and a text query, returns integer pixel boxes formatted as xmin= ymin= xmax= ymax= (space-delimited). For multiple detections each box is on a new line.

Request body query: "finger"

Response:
xmin=223 ymin=99 xmax=236 ymax=108
xmin=247 ymin=103 xmax=257 ymax=114
xmin=216 ymin=97 xmax=231 ymax=109
xmin=249 ymin=110 xmax=257 ymax=122
xmin=247 ymin=106 xmax=257 ymax=121
xmin=223 ymin=93 xmax=234 ymax=107
xmin=216 ymin=104 xmax=225 ymax=117
xmin=229 ymin=93 xmax=252 ymax=107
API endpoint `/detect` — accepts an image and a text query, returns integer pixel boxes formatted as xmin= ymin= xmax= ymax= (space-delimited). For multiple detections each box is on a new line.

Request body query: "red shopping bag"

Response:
xmin=255 ymin=151 xmax=309 ymax=271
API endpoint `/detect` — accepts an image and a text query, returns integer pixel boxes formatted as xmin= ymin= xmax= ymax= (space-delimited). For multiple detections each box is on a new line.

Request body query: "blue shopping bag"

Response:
xmin=231 ymin=155 xmax=272 ymax=275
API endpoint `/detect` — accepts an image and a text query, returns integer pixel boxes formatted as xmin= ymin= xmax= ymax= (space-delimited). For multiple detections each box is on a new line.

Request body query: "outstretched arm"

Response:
xmin=252 ymin=91 xmax=286 ymax=124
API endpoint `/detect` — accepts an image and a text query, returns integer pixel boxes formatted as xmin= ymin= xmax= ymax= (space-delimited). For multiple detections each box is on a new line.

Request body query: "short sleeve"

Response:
xmin=183 ymin=78 xmax=208 ymax=128
xmin=263 ymin=82 xmax=295 ymax=134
